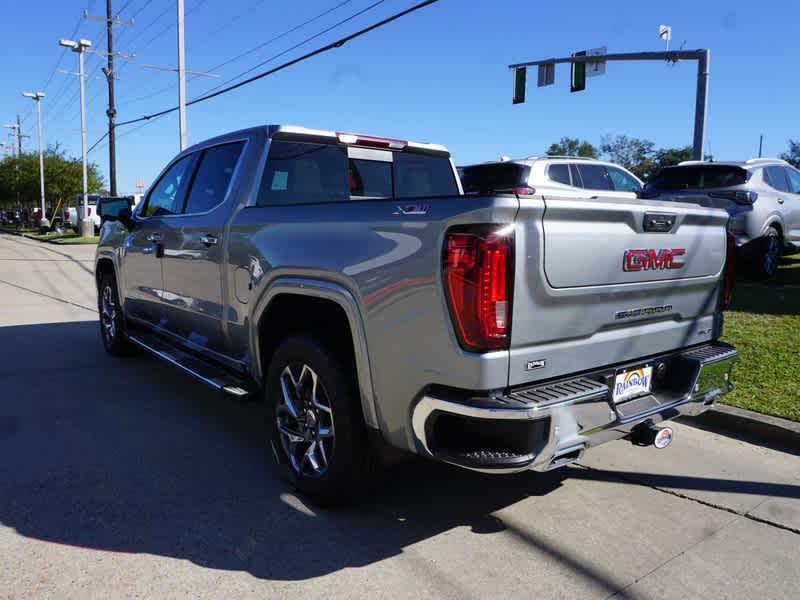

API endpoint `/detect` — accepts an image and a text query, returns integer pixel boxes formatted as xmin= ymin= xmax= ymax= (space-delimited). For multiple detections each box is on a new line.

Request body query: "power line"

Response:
xmin=204 ymin=0 xmax=354 ymax=77
xmin=116 ymin=0 xmax=354 ymax=109
xmin=88 ymin=0 xmax=439 ymax=152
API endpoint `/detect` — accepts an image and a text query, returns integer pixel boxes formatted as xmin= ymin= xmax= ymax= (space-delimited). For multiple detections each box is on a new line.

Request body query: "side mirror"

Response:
xmin=98 ymin=197 xmax=134 ymax=226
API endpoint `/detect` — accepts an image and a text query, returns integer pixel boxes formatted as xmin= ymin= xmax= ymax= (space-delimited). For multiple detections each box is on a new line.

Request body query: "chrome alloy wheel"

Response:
xmin=100 ymin=285 xmax=117 ymax=342
xmin=276 ymin=363 xmax=335 ymax=478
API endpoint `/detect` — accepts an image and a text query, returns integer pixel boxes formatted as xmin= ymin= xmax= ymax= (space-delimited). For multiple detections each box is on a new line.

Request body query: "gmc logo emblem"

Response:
xmin=623 ymin=248 xmax=686 ymax=271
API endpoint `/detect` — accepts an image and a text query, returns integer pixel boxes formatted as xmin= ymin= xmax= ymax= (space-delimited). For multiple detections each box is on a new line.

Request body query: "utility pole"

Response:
xmin=177 ymin=0 xmax=187 ymax=150
xmin=59 ymin=38 xmax=93 ymax=237
xmin=16 ymin=115 xmax=23 ymax=156
xmin=758 ymin=135 xmax=764 ymax=158
xmin=106 ymin=0 xmax=118 ymax=196
xmin=84 ymin=3 xmax=135 ymax=197
xmin=509 ymin=48 xmax=712 ymax=161
xmin=22 ymin=92 xmax=46 ymax=218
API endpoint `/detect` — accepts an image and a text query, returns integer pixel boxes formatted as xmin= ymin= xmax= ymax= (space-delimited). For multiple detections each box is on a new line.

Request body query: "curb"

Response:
xmin=0 ymin=230 xmax=96 ymax=245
xmin=679 ymin=403 xmax=800 ymax=455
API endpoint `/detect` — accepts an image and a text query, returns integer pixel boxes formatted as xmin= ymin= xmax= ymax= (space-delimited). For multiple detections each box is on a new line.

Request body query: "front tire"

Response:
xmin=266 ymin=334 xmax=376 ymax=505
xmin=98 ymin=271 xmax=134 ymax=356
xmin=752 ymin=227 xmax=780 ymax=279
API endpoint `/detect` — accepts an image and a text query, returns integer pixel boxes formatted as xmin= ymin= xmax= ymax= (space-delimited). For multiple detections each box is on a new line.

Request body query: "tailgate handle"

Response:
xmin=643 ymin=213 xmax=676 ymax=233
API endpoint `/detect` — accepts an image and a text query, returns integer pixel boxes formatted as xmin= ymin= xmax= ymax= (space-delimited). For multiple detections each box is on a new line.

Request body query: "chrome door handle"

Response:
xmin=777 ymin=198 xmax=784 ymax=204
xmin=146 ymin=232 xmax=162 ymax=242
xmin=200 ymin=234 xmax=218 ymax=246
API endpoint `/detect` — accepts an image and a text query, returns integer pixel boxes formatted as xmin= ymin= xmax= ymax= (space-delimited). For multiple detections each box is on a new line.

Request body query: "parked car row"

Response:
xmin=643 ymin=159 xmax=800 ymax=278
xmin=460 ymin=156 xmax=800 ymax=279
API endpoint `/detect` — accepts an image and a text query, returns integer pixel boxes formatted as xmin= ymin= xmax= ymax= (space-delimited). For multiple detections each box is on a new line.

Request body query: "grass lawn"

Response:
xmin=24 ymin=231 xmax=98 ymax=245
xmin=721 ymin=253 xmax=800 ymax=421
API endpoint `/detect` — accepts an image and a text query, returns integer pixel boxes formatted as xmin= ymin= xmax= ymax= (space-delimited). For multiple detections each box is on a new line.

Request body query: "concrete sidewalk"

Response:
xmin=0 ymin=235 xmax=798 ymax=599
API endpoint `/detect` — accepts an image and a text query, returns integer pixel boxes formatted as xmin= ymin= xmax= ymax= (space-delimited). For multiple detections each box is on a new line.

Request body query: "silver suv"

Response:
xmin=644 ymin=159 xmax=800 ymax=278
xmin=459 ymin=156 xmax=643 ymax=199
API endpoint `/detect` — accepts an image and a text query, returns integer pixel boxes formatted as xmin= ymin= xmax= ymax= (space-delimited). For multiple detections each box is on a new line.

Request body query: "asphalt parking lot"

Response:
xmin=1 ymin=233 xmax=799 ymax=599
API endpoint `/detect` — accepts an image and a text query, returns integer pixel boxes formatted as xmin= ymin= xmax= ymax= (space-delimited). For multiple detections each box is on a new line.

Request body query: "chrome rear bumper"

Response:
xmin=411 ymin=342 xmax=737 ymax=474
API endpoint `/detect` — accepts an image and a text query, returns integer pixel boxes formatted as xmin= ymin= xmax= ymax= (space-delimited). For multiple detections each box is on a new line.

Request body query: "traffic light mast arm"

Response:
xmin=508 ymin=49 xmax=707 ymax=69
xmin=509 ymin=49 xmax=710 ymax=161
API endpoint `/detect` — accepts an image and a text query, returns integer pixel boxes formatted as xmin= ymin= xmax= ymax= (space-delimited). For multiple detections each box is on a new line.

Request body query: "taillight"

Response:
xmin=513 ymin=186 xmax=536 ymax=196
xmin=721 ymin=230 xmax=736 ymax=311
xmin=443 ymin=226 xmax=514 ymax=351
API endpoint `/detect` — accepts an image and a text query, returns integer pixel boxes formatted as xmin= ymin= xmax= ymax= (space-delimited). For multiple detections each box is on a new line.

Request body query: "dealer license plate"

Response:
xmin=612 ymin=365 xmax=653 ymax=404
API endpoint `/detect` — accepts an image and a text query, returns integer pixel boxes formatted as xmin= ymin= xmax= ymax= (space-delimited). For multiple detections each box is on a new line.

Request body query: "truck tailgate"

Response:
xmin=508 ymin=195 xmax=729 ymax=387
xmin=542 ymin=197 xmax=726 ymax=287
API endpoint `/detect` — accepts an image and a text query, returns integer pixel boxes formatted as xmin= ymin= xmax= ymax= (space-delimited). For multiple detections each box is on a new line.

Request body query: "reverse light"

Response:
xmin=443 ymin=226 xmax=514 ymax=351
xmin=337 ymin=132 xmax=408 ymax=151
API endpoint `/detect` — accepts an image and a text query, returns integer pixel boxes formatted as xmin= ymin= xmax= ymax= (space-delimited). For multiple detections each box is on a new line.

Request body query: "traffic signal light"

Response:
xmin=513 ymin=67 xmax=527 ymax=104
xmin=571 ymin=51 xmax=586 ymax=92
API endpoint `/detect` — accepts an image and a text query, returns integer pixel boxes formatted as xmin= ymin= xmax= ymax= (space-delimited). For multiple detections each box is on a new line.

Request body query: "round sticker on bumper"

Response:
xmin=654 ymin=427 xmax=674 ymax=449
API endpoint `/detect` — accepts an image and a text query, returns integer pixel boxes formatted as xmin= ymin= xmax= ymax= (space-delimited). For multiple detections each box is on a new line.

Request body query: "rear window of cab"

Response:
xmin=257 ymin=140 xmax=458 ymax=206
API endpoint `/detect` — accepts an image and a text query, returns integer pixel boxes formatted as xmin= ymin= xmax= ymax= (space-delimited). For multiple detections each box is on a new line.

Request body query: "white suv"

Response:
xmin=459 ymin=156 xmax=643 ymax=199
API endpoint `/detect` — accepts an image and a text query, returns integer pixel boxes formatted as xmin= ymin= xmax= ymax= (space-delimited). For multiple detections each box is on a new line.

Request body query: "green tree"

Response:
xmin=0 ymin=145 xmax=105 ymax=210
xmin=780 ymin=140 xmax=800 ymax=168
xmin=599 ymin=135 xmax=655 ymax=180
xmin=546 ymin=137 xmax=598 ymax=158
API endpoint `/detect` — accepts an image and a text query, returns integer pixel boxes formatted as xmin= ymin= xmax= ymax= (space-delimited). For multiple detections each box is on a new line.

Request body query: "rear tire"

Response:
xmin=98 ymin=271 xmax=134 ymax=356
xmin=266 ymin=333 xmax=376 ymax=505
xmin=751 ymin=227 xmax=780 ymax=279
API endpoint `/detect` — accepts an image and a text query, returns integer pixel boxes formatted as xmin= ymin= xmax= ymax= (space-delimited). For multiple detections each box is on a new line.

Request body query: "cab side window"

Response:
xmin=576 ymin=164 xmax=613 ymax=190
xmin=142 ymin=155 xmax=195 ymax=217
xmin=607 ymin=167 xmax=642 ymax=193
xmin=183 ymin=142 xmax=245 ymax=214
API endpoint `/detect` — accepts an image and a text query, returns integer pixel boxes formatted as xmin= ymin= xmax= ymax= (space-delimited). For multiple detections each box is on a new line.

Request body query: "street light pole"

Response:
xmin=22 ymin=92 xmax=46 ymax=219
xmin=59 ymin=38 xmax=93 ymax=237
xmin=177 ymin=0 xmax=187 ymax=150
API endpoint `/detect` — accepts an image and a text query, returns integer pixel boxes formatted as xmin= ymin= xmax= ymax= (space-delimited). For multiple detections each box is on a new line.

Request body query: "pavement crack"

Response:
xmin=0 ymin=278 xmax=97 ymax=313
xmin=576 ymin=464 xmax=800 ymax=536
xmin=604 ymin=514 xmax=735 ymax=600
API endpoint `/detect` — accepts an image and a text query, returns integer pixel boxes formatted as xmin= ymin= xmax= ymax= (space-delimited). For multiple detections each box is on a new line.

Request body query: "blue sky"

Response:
xmin=2 ymin=0 xmax=798 ymax=194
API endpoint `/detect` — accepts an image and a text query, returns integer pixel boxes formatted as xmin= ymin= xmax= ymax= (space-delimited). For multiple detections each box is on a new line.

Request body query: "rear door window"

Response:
xmin=786 ymin=168 xmax=800 ymax=193
xmin=764 ymin=166 xmax=791 ymax=192
xmin=548 ymin=164 xmax=571 ymax=185
xmin=183 ymin=142 xmax=244 ymax=214
xmin=576 ymin=164 xmax=613 ymax=190
xmin=607 ymin=167 xmax=642 ymax=193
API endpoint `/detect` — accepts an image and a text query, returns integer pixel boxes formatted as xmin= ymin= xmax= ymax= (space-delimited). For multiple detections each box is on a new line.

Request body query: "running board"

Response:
xmin=127 ymin=332 xmax=259 ymax=398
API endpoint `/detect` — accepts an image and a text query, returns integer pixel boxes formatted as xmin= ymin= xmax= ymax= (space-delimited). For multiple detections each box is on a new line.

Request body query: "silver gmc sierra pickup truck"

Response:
xmin=95 ymin=124 xmax=738 ymax=503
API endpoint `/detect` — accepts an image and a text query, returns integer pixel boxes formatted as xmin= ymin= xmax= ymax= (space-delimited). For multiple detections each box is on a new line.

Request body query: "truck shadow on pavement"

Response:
xmin=1 ymin=320 xmax=798 ymax=586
